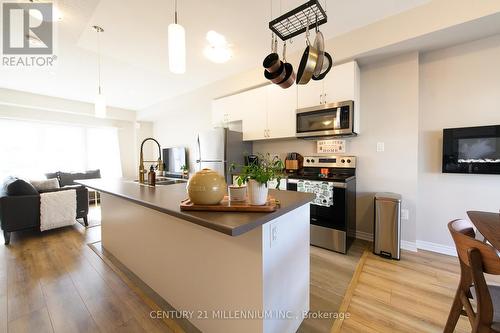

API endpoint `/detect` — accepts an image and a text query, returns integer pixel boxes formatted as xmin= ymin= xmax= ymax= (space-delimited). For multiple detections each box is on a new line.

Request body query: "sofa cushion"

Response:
xmin=2 ymin=177 xmax=38 ymax=196
xmin=58 ymin=170 xmax=101 ymax=186
xmin=30 ymin=178 xmax=60 ymax=192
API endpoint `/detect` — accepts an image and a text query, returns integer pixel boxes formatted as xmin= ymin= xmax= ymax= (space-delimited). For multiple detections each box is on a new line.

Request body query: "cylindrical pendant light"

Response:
xmin=93 ymin=25 xmax=106 ymax=118
xmin=168 ymin=0 xmax=185 ymax=74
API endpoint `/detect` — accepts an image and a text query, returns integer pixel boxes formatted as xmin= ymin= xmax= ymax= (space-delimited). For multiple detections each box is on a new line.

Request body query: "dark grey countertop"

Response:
xmin=77 ymin=179 xmax=314 ymax=236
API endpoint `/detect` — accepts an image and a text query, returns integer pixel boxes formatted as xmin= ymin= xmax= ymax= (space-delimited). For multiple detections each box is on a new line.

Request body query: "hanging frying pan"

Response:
xmin=312 ymin=19 xmax=325 ymax=77
xmin=312 ymin=52 xmax=333 ymax=81
xmin=296 ymin=16 xmax=319 ymax=85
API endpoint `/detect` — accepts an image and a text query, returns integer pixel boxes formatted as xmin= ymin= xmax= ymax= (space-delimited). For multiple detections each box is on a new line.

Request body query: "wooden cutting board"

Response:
xmin=180 ymin=196 xmax=279 ymax=212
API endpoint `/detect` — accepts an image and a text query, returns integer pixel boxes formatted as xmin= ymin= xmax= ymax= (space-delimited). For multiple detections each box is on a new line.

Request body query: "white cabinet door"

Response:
xmin=266 ymin=84 xmax=297 ymax=139
xmin=225 ymin=93 xmax=244 ymax=123
xmin=242 ymin=86 xmax=267 ymax=141
xmin=297 ymin=80 xmax=323 ymax=109
xmin=323 ymin=61 xmax=360 ymax=103
xmin=212 ymin=93 xmax=245 ymax=127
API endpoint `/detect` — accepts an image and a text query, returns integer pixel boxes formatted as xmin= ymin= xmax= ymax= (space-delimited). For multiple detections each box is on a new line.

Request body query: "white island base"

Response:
xmin=101 ymin=193 xmax=310 ymax=333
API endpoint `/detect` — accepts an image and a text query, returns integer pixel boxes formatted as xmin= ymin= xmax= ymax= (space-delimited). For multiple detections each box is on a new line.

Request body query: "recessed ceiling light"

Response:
xmin=204 ymin=30 xmax=232 ymax=64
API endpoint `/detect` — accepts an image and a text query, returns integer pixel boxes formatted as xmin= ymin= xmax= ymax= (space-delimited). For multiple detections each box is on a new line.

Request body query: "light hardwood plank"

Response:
xmin=335 ymin=250 xmax=475 ymax=333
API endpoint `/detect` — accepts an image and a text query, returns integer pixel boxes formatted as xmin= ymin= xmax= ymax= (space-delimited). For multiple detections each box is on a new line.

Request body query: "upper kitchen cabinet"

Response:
xmin=243 ymin=84 xmax=297 ymax=141
xmin=212 ymin=81 xmax=298 ymax=141
xmin=265 ymin=84 xmax=297 ymax=139
xmin=240 ymin=85 xmax=267 ymax=141
xmin=297 ymin=61 xmax=360 ymax=109
xmin=212 ymin=90 xmax=257 ymax=128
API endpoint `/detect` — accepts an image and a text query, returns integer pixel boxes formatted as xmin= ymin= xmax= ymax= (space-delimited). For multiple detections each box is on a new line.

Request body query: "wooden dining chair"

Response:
xmin=445 ymin=219 xmax=500 ymax=333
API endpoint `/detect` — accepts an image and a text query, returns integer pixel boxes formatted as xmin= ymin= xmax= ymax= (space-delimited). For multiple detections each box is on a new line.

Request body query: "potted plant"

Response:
xmin=180 ymin=164 xmax=189 ymax=179
xmin=231 ymin=153 xmax=285 ymax=205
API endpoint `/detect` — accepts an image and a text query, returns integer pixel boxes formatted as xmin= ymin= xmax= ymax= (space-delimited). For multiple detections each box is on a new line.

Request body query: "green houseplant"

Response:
xmin=231 ymin=153 xmax=285 ymax=205
xmin=180 ymin=164 xmax=189 ymax=179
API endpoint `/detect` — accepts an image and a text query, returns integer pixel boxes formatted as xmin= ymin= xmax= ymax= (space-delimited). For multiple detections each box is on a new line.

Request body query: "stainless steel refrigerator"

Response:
xmin=196 ymin=128 xmax=252 ymax=184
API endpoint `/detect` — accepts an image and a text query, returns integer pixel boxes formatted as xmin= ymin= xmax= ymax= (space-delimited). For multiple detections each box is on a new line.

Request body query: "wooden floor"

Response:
xmin=334 ymin=249 xmax=492 ymax=333
xmin=298 ymin=241 xmax=368 ymax=333
xmin=3 ymin=208 xmax=480 ymax=333
xmin=0 ymin=221 xmax=178 ymax=333
xmin=0 ymin=205 xmax=368 ymax=333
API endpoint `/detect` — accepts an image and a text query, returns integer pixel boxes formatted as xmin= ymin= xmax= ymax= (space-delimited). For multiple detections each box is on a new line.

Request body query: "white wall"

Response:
xmin=417 ymin=35 xmax=500 ymax=250
xmin=0 ymin=88 xmax=153 ymax=179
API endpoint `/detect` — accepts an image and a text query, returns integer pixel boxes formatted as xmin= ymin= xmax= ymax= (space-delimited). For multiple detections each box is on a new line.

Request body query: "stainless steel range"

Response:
xmin=287 ymin=156 xmax=356 ymax=254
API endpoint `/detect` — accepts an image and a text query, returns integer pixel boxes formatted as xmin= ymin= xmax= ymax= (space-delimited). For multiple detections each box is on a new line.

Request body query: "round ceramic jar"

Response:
xmin=187 ymin=168 xmax=227 ymax=205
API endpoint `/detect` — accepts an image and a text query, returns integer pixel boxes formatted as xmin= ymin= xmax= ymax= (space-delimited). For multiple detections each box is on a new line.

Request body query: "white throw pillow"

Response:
xmin=30 ymin=178 xmax=60 ymax=192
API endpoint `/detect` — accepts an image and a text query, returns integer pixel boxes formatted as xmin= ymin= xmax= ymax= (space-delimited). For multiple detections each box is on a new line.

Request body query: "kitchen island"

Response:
xmin=77 ymin=179 xmax=314 ymax=333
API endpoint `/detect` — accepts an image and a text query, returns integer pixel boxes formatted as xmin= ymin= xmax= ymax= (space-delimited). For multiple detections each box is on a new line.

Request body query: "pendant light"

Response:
xmin=93 ymin=25 xmax=106 ymax=118
xmin=168 ymin=0 xmax=186 ymax=74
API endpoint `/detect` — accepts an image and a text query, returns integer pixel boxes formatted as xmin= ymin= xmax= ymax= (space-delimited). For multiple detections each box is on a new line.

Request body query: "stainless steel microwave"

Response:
xmin=296 ymin=100 xmax=356 ymax=138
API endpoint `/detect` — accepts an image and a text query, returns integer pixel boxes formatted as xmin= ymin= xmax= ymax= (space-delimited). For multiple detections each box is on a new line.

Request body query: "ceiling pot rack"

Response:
xmin=268 ymin=0 xmax=327 ymax=41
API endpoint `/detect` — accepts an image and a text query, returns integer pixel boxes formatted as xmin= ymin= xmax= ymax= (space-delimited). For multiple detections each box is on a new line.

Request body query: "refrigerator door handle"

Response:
xmin=197 ymin=134 xmax=201 ymax=163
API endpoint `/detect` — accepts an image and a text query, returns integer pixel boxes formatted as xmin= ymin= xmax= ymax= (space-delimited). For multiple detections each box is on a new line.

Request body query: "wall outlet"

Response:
xmin=270 ymin=223 xmax=278 ymax=247
xmin=376 ymin=142 xmax=385 ymax=152
xmin=401 ymin=209 xmax=409 ymax=220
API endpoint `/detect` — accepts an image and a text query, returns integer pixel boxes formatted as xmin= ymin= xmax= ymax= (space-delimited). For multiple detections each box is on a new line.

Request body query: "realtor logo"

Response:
xmin=2 ymin=2 xmax=53 ymax=54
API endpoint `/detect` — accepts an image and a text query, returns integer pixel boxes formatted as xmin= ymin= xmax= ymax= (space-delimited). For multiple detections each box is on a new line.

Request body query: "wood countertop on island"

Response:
xmin=76 ymin=179 xmax=314 ymax=236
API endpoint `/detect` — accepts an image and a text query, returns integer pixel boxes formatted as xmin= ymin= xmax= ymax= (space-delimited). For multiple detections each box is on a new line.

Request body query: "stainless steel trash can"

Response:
xmin=373 ymin=192 xmax=402 ymax=260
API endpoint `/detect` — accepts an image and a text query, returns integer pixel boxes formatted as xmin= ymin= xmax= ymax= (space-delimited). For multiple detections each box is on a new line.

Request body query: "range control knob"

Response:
xmin=347 ymin=159 xmax=351 ymax=164
xmin=341 ymin=159 xmax=346 ymax=163
xmin=306 ymin=159 xmax=310 ymax=163
xmin=311 ymin=159 xmax=315 ymax=163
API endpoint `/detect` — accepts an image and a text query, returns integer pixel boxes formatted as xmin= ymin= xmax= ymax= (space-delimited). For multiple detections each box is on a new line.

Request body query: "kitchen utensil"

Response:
xmin=312 ymin=52 xmax=333 ymax=81
xmin=296 ymin=16 xmax=319 ymax=85
xmin=277 ymin=41 xmax=295 ymax=89
xmin=312 ymin=18 xmax=325 ymax=77
xmin=263 ymin=34 xmax=281 ymax=73
xmin=186 ymin=168 xmax=227 ymax=205
xmin=264 ymin=61 xmax=286 ymax=83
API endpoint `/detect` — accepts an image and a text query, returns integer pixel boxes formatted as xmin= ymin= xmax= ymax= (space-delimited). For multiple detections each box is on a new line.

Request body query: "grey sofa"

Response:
xmin=0 ymin=177 xmax=89 ymax=245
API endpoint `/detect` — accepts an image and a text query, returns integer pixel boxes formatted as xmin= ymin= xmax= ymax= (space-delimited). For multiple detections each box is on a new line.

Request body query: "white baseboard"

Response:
xmin=401 ymin=240 xmax=417 ymax=252
xmin=355 ymin=231 xmax=373 ymax=241
xmin=353 ymin=232 xmax=453 ymax=255
xmin=416 ymin=240 xmax=457 ymax=257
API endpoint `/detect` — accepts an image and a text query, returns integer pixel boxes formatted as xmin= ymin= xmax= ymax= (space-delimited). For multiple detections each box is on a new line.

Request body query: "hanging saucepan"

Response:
xmin=312 ymin=52 xmax=333 ymax=81
xmin=264 ymin=60 xmax=286 ymax=84
xmin=296 ymin=16 xmax=319 ymax=85
xmin=312 ymin=18 xmax=325 ymax=77
xmin=263 ymin=34 xmax=281 ymax=73
xmin=277 ymin=41 xmax=295 ymax=89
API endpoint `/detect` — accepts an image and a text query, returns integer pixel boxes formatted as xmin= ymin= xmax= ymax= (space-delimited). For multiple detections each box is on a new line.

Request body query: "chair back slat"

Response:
xmin=448 ymin=219 xmax=500 ymax=275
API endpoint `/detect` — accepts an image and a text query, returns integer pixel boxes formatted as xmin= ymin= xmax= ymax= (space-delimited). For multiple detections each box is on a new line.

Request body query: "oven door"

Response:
xmin=288 ymin=179 xmax=346 ymax=231
xmin=296 ymin=100 xmax=354 ymax=138
xmin=443 ymin=125 xmax=500 ymax=174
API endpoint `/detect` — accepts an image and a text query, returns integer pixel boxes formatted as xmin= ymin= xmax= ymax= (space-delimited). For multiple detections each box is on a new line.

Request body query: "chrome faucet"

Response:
xmin=139 ymin=138 xmax=164 ymax=184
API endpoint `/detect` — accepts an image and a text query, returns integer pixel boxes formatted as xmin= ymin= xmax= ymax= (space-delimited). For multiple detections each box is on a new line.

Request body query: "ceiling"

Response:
xmin=0 ymin=0 xmax=429 ymax=111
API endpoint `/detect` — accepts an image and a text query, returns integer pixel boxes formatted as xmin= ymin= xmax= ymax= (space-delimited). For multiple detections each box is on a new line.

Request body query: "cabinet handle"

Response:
xmin=267 ymin=129 xmax=271 ymax=138
xmin=323 ymin=93 xmax=327 ymax=104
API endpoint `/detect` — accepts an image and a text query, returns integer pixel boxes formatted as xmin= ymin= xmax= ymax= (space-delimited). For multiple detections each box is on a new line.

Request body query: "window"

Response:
xmin=0 ymin=118 xmax=122 ymax=180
